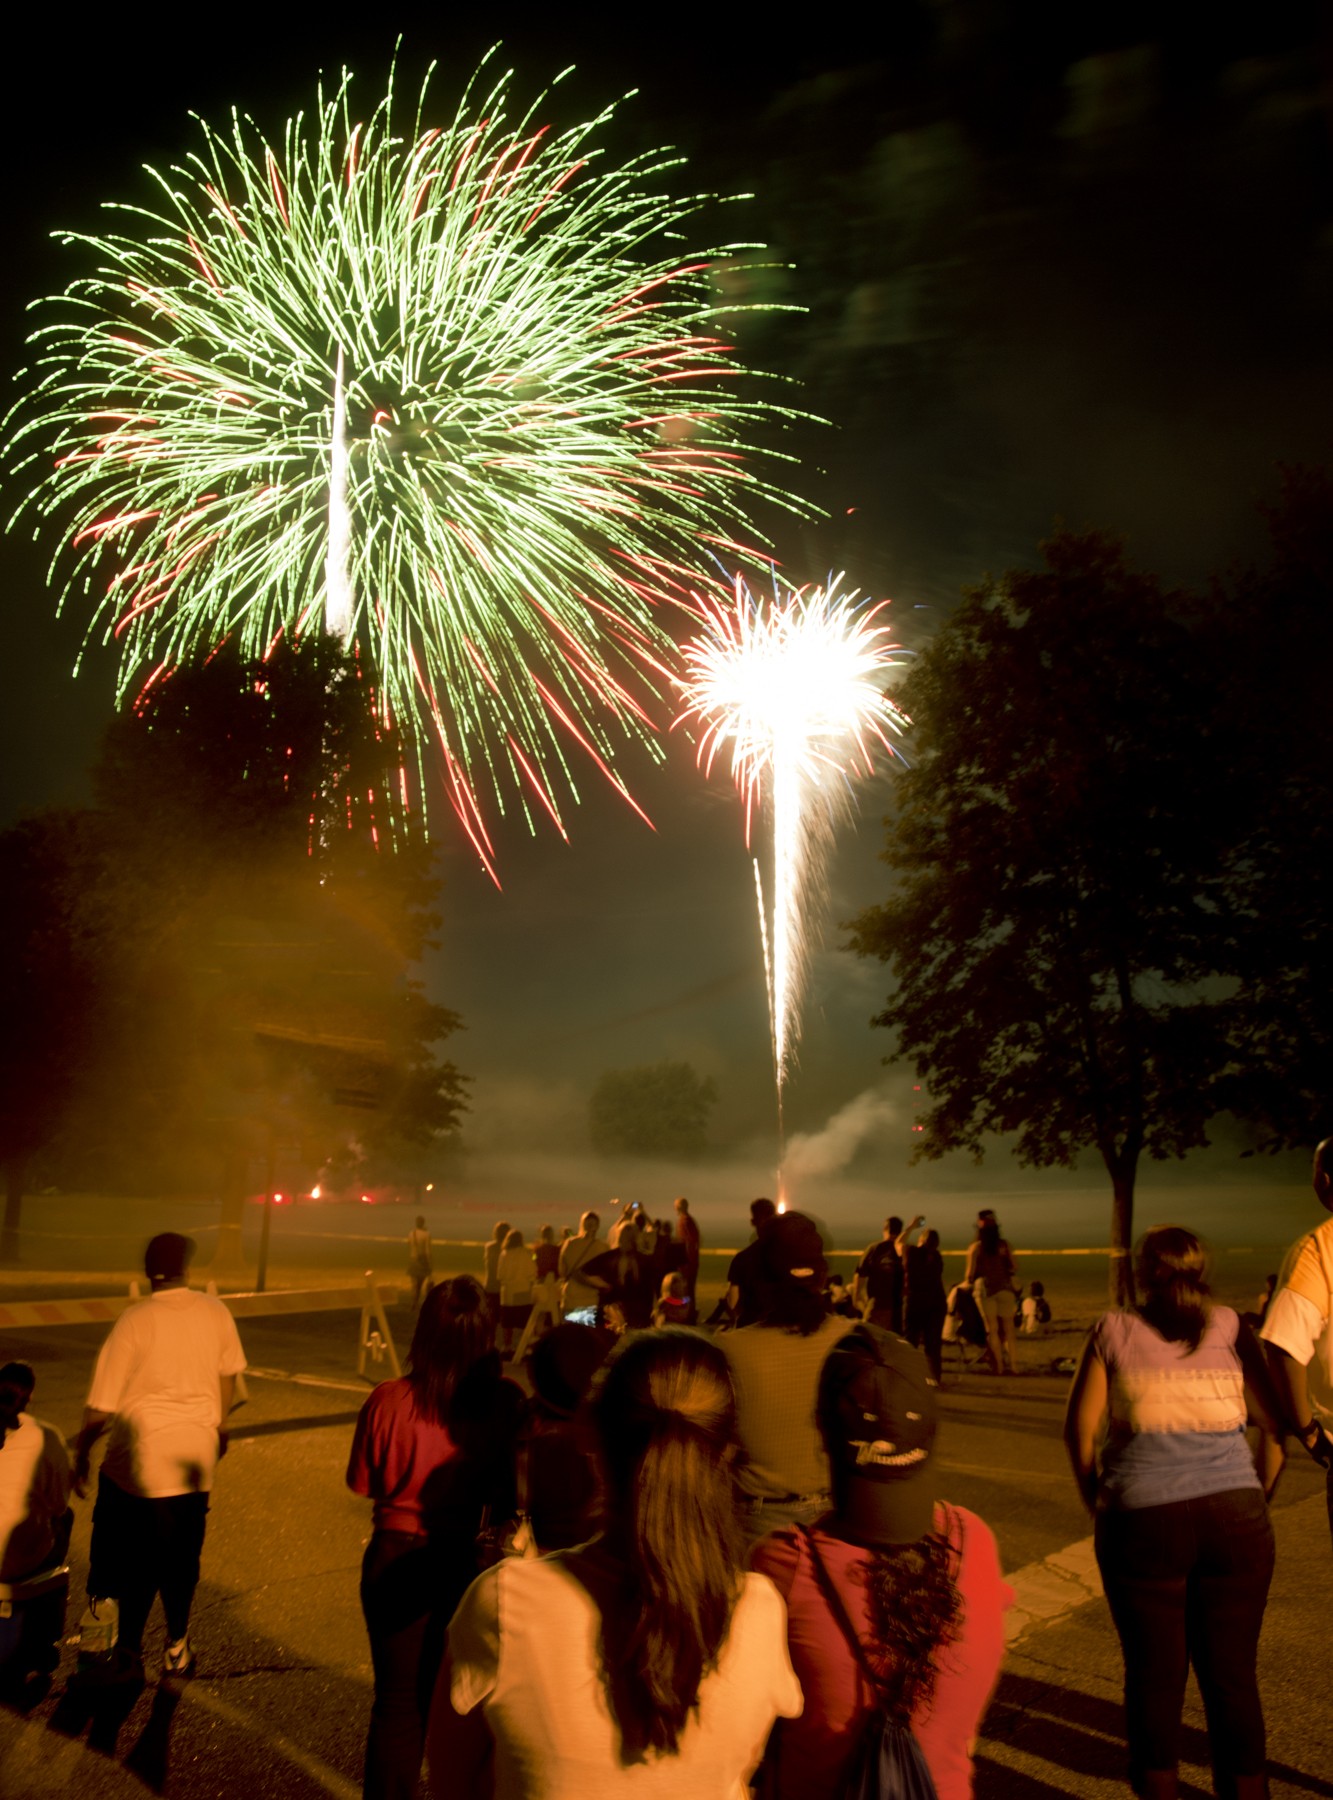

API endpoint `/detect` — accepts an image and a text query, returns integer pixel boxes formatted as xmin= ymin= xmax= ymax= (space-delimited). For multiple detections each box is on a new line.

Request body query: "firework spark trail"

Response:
xmin=3 ymin=57 xmax=815 ymax=874
xmin=752 ymin=853 xmax=778 ymax=1110
xmin=678 ymin=572 xmax=908 ymax=1165
xmin=325 ymin=345 xmax=352 ymax=642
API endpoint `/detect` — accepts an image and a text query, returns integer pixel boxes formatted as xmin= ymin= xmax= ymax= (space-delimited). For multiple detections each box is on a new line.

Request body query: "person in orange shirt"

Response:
xmin=1261 ymin=1136 xmax=1333 ymax=1546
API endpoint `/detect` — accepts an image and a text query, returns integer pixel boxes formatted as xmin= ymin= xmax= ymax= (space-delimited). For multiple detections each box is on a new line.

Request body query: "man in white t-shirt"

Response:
xmin=1261 ymin=1137 xmax=1333 ymax=1548
xmin=73 ymin=1232 xmax=247 ymax=1677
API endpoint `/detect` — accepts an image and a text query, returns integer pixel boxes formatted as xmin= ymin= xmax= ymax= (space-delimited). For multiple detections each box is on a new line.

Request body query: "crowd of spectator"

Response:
xmin=2 ymin=1145 xmax=1331 ymax=1800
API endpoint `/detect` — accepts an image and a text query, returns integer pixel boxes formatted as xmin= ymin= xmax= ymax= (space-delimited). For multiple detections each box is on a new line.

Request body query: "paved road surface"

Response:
xmin=1 ymin=1306 xmax=1330 ymax=1798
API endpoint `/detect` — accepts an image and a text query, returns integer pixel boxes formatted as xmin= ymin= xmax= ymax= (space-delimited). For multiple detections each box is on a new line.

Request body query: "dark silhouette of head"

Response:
xmin=407 ymin=1274 xmax=494 ymax=1425
xmin=0 ymin=1362 xmax=36 ymax=1441
xmin=1135 ymin=1225 xmax=1212 ymax=1351
xmin=1315 ymin=1139 xmax=1333 ymax=1212
xmin=144 ymin=1232 xmax=195 ymax=1288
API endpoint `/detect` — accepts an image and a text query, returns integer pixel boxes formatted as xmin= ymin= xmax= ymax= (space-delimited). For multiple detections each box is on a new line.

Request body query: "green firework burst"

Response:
xmin=4 ymin=57 xmax=813 ymax=873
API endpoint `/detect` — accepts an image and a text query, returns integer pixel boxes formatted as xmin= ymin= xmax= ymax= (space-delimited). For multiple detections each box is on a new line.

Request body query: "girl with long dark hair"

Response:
xmin=348 ymin=1275 xmax=520 ymax=1800
xmin=428 ymin=1328 xmax=801 ymax=1795
xmin=752 ymin=1326 xmax=1010 ymax=1799
xmin=1064 ymin=1227 xmax=1284 ymax=1800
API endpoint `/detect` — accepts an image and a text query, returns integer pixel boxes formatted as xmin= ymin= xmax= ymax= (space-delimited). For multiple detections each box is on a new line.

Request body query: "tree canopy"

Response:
xmin=0 ymin=810 xmax=110 ymax=1261
xmin=589 ymin=1061 xmax=718 ymax=1162
xmin=846 ymin=530 xmax=1242 ymax=1302
xmin=1 ymin=634 xmax=468 ymax=1265
xmin=1212 ymin=466 xmax=1333 ymax=1148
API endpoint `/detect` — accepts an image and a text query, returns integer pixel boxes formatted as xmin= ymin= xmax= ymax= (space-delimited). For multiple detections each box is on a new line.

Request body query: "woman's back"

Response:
xmin=1094 ymin=1305 xmax=1259 ymax=1509
xmin=442 ymin=1549 xmax=799 ymax=1798
xmin=969 ymin=1243 xmax=1013 ymax=1293
xmin=751 ymin=1510 xmax=1010 ymax=1800
xmin=498 ymin=1245 xmax=534 ymax=1298
xmin=904 ymin=1242 xmax=945 ymax=1309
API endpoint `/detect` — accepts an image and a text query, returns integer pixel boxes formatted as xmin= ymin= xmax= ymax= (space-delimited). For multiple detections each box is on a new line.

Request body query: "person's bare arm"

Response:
xmin=895 ymin=1215 xmax=924 ymax=1256
xmin=1062 ymin=1334 xmax=1108 ymax=1515
xmin=1265 ymin=1341 xmax=1310 ymax=1435
xmin=426 ymin=1655 xmax=495 ymax=1797
xmin=72 ymin=1407 xmax=113 ymax=1499
xmin=1266 ymin=1342 xmax=1332 ymax=1468
xmin=1235 ymin=1322 xmax=1285 ymax=1498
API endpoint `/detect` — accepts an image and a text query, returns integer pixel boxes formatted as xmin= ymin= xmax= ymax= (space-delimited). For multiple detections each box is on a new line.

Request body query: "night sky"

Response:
xmin=3 ymin=7 xmax=1329 ymax=1234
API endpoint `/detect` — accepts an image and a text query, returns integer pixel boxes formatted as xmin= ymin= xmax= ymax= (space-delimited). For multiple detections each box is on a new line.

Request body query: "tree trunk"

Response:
xmin=209 ymin=1145 xmax=251 ymax=1277
xmin=0 ymin=1158 xmax=27 ymax=1266
xmin=1109 ymin=1169 xmax=1137 ymax=1308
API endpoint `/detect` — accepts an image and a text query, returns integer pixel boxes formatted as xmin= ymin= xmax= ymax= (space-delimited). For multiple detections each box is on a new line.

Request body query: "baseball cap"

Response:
xmin=144 ymin=1232 xmax=196 ymax=1281
xmin=758 ymin=1211 xmax=828 ymax=1287
xmin=817 ymin=1324 xmax=938 ymax=1547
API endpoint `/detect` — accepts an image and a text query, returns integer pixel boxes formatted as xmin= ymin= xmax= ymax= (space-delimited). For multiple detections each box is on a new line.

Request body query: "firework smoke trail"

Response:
xmin=3 ymin=57 xmax=814 ymax=877
xmin=679 ymin=572 xmax=908 ymax=1169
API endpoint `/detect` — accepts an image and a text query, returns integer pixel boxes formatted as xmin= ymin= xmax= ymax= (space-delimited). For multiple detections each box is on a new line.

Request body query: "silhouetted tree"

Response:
xmin=589 ymin=1061 xmax=718 ymax=1162
xmin=847 ymin=531 xmax=1239 ymax=1304
xmin=1214 ymin=466 xmax=1333 ymax=1148
xmin=88 ymin=634 xmax=467 ymax=1266
xmin=0 ymin=811 xmax=109 ymax=1261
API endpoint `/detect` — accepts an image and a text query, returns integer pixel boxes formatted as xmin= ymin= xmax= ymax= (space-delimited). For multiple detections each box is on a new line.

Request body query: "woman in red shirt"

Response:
xmin=347 ymin=1275 xmax=520 ymax=1800
xmin=752 ymin=1326 xmax=1011 ymax=1800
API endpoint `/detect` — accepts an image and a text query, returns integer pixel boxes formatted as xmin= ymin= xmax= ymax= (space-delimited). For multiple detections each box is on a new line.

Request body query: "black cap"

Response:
xmin=758 ymin=1211 xmax=828 ymax=1287
xmin=144 ymin=1232 xmax=196 ymax=1282
xmin=818 ymin=1325 xmax=938 ymax=1547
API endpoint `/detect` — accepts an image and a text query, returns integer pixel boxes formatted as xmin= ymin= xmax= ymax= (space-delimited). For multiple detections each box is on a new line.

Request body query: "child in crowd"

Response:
xmin=1020 ymin=1280 xmax=1051 ymax=1335
xmin=824 ymin=1275 xmax=859 ymax=1319
xmin=652 ymin=1272 xmax=692 ymax=1329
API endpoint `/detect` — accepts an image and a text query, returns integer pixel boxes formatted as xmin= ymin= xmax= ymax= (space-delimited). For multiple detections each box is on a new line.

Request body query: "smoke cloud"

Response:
xmin=783 ymin=1087 xmax=898 ymax=1181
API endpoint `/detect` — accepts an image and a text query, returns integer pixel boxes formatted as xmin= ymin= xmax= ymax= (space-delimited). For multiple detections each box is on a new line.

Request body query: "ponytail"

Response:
xmin=591 ymin=1330 xmax=744 ymax=1762
xmin=861 ymin=1514 xmax=963 ymax=1721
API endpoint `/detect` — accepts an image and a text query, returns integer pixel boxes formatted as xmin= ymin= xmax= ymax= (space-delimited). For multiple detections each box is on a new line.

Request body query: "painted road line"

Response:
xmin=245 ymin=1367 xmax=374 ymax=1396
xmin=185 ymin=1683 xmax=360 ymax=1800
xmin=1004 ymin=1534 xmax=1103 ymax=1644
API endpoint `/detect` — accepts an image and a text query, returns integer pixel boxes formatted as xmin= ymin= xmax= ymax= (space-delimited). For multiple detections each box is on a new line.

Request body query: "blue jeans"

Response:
xmin=1094 ymin=1486 xmax=1274 ymax=1796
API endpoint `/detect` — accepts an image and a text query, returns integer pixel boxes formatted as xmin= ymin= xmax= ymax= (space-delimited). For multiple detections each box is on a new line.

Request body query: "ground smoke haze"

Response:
xmin=783 ymin=1088 xmax=898 ymax=1184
